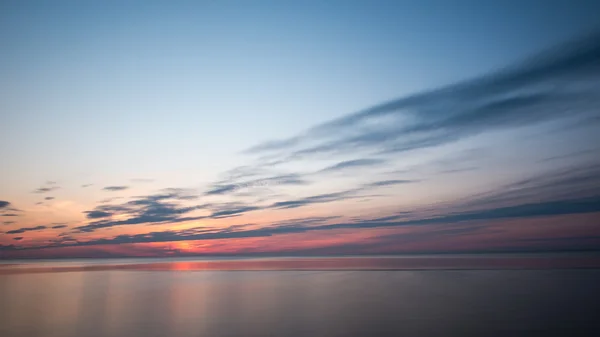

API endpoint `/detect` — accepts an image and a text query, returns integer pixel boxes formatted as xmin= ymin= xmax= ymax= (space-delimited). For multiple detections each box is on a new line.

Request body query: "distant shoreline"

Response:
xmin=2 ymin=249 xmax=600 ymax=262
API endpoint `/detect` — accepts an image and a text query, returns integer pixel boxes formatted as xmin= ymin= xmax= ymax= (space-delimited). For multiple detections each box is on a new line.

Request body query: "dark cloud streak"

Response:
xmin=34 ymin=186 xmax=59 ymax=193
xmin=6 ymin=226 xmax=47 ymax=235
xmin=319 ymin=159 xmax=386 ymax=173
xmin=74 ymin=189 xmax=206 ymax=233
xmin=103 ymin=186 xmax=129 ymax=191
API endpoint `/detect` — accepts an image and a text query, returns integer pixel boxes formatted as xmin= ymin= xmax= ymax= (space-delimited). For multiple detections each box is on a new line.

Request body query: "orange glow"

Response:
xmin=174 ymin=241 xmax=192 ymax=251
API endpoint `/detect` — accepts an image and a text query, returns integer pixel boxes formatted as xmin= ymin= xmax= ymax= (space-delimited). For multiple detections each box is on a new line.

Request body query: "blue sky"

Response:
xmin=1 ymin=0 xmax=600 ymax=257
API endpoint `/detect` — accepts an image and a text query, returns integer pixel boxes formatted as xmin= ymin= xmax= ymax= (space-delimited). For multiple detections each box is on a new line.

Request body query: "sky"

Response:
xmin=1 ymin=0 xmax=600 ymax=258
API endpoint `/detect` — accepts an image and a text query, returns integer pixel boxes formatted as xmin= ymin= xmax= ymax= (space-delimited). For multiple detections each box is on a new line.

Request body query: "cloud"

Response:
xmin=45 ymin=197 xmax=55 ymax=201
xmin=74 ymin=214 xmax=206 ymax=233
xmin=294 ymin=223 xmax=493 ymax=255
xmin=103 ymin=186 xmax=129 ymax=191
xmin=245 ymin=32 xmax=600 ymax=162
xmin=136 ymin=188 xmax=198 ymax=201
xmin=264 ymin=180 xmax=403 ymax=210
xmin=240 ymin=174 xmax=308 ymax=189
xmin=203 ymin=183 xmax=385 ymax=216
xmin=74 ymin=189 xmax=205 ymax=232
xmin=34 ymin=186 xmax=59 ymax=193
xmin=84 ymin=211 xmax=113 ymax=219
xmin=204 ymin=174 xmax=308 ymax=196
xmin=269 ymin=189 xmax=361 ymax=209
xmin=51 ymin=224 xmax=68 ymax=229
xmin=205 ymin=184 xmax=238 ymax=196
xmin=3 ymin=221 xmax=16 ymax=225
xmin=367 ymin=212 xmax=413 ymax=222
xmin=6 ymin=225 xmax=47 ymax=234
xmin=464 ymin=162 xmax=600 ymax=208
xmin=263 ymin=216 xmax=341 ymax=229
xmin=209 ymin=205 xmax=261 ymax=218
xmin=81 ymin=184 xmax=93 ymax=188
xmin=537 ymin=148 xmax=600 ymax=163
xmin=0 ymin=201 xmax=21 ymax=216
xmin=221 ymin=165 xmax=271 ymax=181
xmin=366 ymin=179 xmax=417 ymax=187
xmin=437 ymin=167 xmax=479 ymax=174
xmin=13 ymin=237 xmax=23 ymax=241
xmin=319 ymin=158 xmax=386 ymax=173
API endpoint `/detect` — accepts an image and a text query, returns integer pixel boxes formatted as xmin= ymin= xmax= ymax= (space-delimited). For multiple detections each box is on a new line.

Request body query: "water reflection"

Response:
xmin=1 ymin=269 xmax=600 ymax=337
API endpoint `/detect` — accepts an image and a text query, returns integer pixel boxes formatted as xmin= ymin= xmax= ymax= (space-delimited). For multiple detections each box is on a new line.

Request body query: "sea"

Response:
xmin=1 ymin=254 xmax=600 ymax=337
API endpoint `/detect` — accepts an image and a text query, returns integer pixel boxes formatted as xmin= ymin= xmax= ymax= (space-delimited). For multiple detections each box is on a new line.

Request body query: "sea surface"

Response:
xmin=1 ymin=255 xmax=600 ymax=337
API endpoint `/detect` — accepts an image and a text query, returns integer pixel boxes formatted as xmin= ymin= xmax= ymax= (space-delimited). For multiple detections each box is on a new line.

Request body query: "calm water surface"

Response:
xmin=1 ymin=257 xmax=599 ymax=337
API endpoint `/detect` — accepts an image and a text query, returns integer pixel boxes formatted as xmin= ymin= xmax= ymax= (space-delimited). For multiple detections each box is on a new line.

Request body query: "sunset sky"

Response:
xmin=2 ymin=0 xmax=600 ymax=258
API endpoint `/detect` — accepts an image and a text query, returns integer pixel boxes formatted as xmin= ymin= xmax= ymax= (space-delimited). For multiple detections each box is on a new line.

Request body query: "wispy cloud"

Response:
xmin=318 ymin=158 xmax=386 ymax=173
xmin=0 ymin=201 xmax=20 ymax=217
xmin=74 ymin=189 xmax=205 ymax=233
xmin=6 ymin=225 xmax=47 ymax=235
xmin=464 ymin=162 xmax=600 ymax=208
xmin=204 ymin=184 xmax=239 ymax=196
xmin=365 ymin=179 xmax=417 ymax=187
xmin=537 ymin=148 xmax=600 ymax=163
xmin=33 ymin=181 xmax=60 ymax=194
xmin=208 ymin=204 xmax=261 ymax=218
xmin=269 ymin=189 xmax=362 ymax=209
xmin=204 ymin=174 xmax=308 ymax=196
xmin=34 ymin=186 xmax=59 ymax=193
xmin=84 ymin=211 xmax=113 ymax=219
xmin=245 ymin=33 xmax=600 ymax=163
xmin=103 ymin=186 xmax=129 ymax=192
